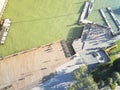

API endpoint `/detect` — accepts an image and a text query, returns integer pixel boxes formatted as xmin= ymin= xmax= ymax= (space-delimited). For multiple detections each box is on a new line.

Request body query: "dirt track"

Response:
xmin=0 ymin=40 xmax=70 ymax=90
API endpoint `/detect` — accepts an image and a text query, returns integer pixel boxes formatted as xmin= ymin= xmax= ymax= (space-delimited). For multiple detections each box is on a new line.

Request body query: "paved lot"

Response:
xmin=31 ymin=57 xmax=83 ymax=90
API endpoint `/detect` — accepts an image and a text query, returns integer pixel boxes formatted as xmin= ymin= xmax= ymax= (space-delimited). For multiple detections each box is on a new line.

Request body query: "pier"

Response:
xmin=99 ymin=9 xmax=111 ymax=28
xmin=79 ymin=0 xmax=94 ymax=23
xmin=99 ymin=9 xmax=115 ymax=35
xmin=88 ymin=0 xmax=94 ymax=14
xmin=79 ymin=2 xmax=89 ymax=22
xmin=107 ymin=7 xmax=120 ymax=30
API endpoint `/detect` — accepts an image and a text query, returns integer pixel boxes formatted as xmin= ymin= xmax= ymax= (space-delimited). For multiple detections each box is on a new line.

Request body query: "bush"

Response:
xmin=109 ymin=83 xmax=117 ymax=90
xmin=76 ymin=82 xmax=83 ymax=89
xmin=73 ymin=71 xmax=80 ymax=80
xmin=113 ymin=58 xmax=120 ymax=72
xmin=108 ymin=78 xmax=113 ymax=84
xmin=112 ymin=72 xmax=120 ymax=79
xmin=68 ymin=86 xmax=75 ymax=90
xmin=117 ymin=79 xmax=120 ymax=85
xmin=72 ymin=64 xmax=87 ymax=80
xmin=91 ymin=63 xmax=112 ymax=82
xmin=99 ymin=80 xmax=104 ymax=86
xmin=68 ymin=64 xmax=98 ymax=90
xmin=103 ymin=85 xmax=111 ymax=90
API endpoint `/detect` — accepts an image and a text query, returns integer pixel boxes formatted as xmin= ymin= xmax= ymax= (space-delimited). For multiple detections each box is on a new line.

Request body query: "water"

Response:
xmin=87 ymin=0 xmax=120 ymax=33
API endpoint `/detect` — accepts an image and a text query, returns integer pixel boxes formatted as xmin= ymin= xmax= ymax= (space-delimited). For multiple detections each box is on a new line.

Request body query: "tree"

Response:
xmin=103 ymin=85 xmax=111 ymax=90
xmin=109 ymin=82 xmax=117 ymax=90
xmin=108 ymin=78 xmax=113 ymax=85
xmin=117 ymin=79 xmax=120 ymax=85
xmin=91 ymin=63 xmax=112 ymax=82
xmin=73 ymin=71 xmax=80 ymax=80
xmin=72 ymin=64 xmax=87 ymax=80
xmin=68 ymin=64 xmax=98 ymax=90
xmin=68 ymin=86 xmax=75 ymax=90
xmin=113 ymin=58 xmax=120 ymax=72
xmin=112 ymin=72 xmax=120 ymax=81
xmin=99 ymin=80 xmax=104 ymax=86
xmin=77 ymin=82 xmax=83 ymax=89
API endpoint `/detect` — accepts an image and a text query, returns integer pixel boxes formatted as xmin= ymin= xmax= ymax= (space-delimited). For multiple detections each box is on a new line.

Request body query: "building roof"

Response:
xmin=72 ymin=23 xmax=112 ymax=65
xmin=72 ymin=23 xmax=112 ymax=53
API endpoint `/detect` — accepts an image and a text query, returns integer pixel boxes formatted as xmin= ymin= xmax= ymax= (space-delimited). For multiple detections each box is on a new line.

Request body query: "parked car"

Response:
xmin=93 ymin=50 xmax=107 ymax=63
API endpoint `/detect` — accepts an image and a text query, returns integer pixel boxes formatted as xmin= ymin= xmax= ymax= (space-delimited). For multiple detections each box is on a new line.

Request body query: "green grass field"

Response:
xmin=1 ymin=0 xmax=120 ymax=57
xmin=109 ymin=40 xmax=120 ymax=62
xmin=0 ymin=0 xmax=85 ymax=57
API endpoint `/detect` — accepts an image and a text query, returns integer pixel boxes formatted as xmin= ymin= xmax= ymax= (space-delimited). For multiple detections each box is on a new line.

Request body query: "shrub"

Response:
xmin=109 ymin=83 xmax=117 ymax=90
xmin=112 ymin=72 xmax=120 ymax=79
xmin=72 ymin=64 xmax=87 ymax=80
xmin=99 ymin=80 xmax=104 ymax=86
xmin=113 ymin=58 xmax=120 ymax=72
xmin=108 ymin=78 xmax=113 ymax=84
xmin=68 ymin=86 xmax=75 ymax=90
xmin=103 ymin=85 xmax=111 ymax=90
xmin=73 ymin=71 xmax=80 ymax=80
xmin=91 ymin=63 xmax=112 ymax=82
xmin=112 ymin=72 xmax=120 ymax=81
xmin=68 ymin=64 xmax=98 ymax=90
xmin=117 ymin=79 xmax=120 ymax=85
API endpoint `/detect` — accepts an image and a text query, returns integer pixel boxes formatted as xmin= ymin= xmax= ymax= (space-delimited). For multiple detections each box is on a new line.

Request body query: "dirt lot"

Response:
xmin=0 ymin=40 xmax=70 ymax=90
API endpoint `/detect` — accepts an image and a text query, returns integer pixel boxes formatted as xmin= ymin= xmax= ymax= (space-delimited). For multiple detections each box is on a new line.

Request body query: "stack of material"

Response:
xmin=0 ymin=0 xmax=8 ymax=17
xmin=0 ymin=19 xmax=11 ymax=44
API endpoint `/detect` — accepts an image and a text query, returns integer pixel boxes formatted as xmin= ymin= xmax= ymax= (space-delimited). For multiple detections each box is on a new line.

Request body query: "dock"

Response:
xmin=99 ymin=9 xmax=111 ymax=28
xmin=88 ymin=0 xmax=94 ymax=14
xmin=79 ymin=2 xmax=89 ymax=22
xmin=79 ymin=0 xmax=94 ymax=24
xmin=107 ymin=7 xmax=120 ymax=30
xmin=99 ymin=9 xmax=115 ymax=34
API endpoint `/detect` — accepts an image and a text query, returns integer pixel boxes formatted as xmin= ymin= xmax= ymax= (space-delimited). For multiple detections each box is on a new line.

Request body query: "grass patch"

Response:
xmin=0 ymin=0 xmax=85 ymax=57
xmin=91 ymin=40 xmax=120 ymax=88
xmin=109 ymin=40 xmax=120 ymax=62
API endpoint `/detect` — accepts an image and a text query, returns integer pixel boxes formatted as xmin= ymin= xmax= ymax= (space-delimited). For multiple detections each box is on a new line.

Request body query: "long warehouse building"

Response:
xmin=0 ymin=0 xmax=8 ymax=17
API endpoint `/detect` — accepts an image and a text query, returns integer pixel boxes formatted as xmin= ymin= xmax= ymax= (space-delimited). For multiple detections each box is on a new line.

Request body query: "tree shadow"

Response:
xmin=40 ymin=72 xmax=56 ymax=83
xmin=66 ymin=26 xmax=84 ymax=55
xmin=113 ymin=7 xmax=120 ymax=15
xmin=39 ymin=72 xmax=73 ymax=90
xmin=87 ymin=63 xmax=99 ymax=73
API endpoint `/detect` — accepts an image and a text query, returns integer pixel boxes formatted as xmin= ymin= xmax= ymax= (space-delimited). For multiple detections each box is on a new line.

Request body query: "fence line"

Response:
xmin=0 ymin=40 xmax=66 ymax=60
